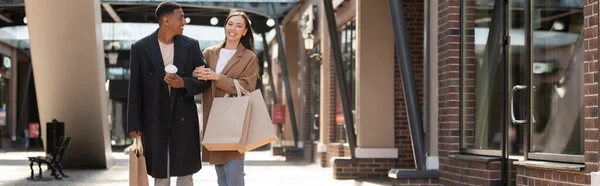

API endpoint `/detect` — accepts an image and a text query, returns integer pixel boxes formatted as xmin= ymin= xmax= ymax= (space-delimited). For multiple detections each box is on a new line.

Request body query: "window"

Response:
xmin=460 ymin=0 xmax=584 ymax=162
xmin=333 ymin=19 xmax=356 ymax=143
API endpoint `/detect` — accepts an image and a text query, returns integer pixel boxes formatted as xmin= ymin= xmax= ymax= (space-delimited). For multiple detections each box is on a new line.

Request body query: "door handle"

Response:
xmin=511 ymin=85 xmax=527 ymax=124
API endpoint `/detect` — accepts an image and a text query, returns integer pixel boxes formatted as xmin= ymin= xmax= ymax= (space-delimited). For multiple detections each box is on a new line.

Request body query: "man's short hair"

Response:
xmin=155 ymin=1 xmax=181 ymax=23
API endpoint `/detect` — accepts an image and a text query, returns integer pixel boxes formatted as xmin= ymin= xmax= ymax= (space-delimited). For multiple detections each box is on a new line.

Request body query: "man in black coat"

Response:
xmin=127 ymin=2 xmax=210 ymax=185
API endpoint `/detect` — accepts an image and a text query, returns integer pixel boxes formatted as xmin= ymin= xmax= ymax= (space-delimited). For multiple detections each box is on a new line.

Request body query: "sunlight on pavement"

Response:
xmin=0 ymin=150 xmax=390 ymax=186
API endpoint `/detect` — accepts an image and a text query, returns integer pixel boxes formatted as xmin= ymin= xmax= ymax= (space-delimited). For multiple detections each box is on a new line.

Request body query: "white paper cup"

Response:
xmin=165 ymin=64 xmax=178 ymax=74
xmin=165 ymin=65 xmax=178 ymax=95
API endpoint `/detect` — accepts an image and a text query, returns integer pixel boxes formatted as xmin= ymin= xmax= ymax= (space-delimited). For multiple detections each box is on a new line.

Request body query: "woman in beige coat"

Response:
xmin=193 ymin=11 xmax=259 ymax=186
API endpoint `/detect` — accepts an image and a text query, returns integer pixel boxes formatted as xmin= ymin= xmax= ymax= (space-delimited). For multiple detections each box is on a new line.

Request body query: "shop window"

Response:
xmin=460 ymin=0 xmax=584 ymax=162
xmin=333 ymin=19 xmax=356 ymax=143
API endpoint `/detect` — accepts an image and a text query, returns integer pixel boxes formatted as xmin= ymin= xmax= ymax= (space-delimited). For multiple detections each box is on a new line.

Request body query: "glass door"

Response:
xmin=527 ymin=0 xmax=585 ymax=163
xmin=461 ymin=0 xmax=519 ymax=184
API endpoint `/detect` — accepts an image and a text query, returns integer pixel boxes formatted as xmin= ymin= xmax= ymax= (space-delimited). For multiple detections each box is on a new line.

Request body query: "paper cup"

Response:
xmin=165 ymin=64 xmax=178 ymax=74
xmin=165 ymin=65 xmax=178 ymax=95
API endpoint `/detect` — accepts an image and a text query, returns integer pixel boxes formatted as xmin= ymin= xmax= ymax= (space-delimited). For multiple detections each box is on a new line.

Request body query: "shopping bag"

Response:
xmin=129 ymin=137 xmax=149 ymax=186
xmin=234 ymin=80 xmax=279 ymax=152
xmin=202 ymin=80 xmax=252 ymax=153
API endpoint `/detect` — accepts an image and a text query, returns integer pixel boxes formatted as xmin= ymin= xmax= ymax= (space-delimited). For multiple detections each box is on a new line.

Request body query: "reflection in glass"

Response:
xmin=531 ymin=2 xmax=583 ymax=155
xmin=462 ymin=0 xmax=505 ymax=151
xmin=333 ymin=19 xmax=356 ymax=143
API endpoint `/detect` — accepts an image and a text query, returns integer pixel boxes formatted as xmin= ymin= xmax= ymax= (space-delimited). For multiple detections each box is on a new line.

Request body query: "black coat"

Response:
xmin=127 ymin=30 xmax=210 ymax=178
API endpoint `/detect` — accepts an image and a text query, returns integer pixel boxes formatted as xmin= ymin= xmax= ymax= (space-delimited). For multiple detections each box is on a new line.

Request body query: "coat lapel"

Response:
xmin=219 ymin=44 xmax=246 ymax=75
xmin=144 ymin=30 xmax=167 ymax=90
xmin=173 ymin=36 xmax=189 ymax=76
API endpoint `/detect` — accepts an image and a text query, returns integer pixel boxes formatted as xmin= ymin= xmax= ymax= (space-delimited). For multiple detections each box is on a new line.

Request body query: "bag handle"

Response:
xmin=224 ymin=79 xmax=248 ymax=97
xmin=134 ymin=137 xmax=144 ymax=157
xmin=233 ymin=79 xmax=250 ymax=95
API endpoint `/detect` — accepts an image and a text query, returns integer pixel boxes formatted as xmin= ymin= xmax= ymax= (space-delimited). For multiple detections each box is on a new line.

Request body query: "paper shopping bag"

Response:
xmin=202 ymin=81 xmax=252 ymax=153
xmin=234 ymin=80 xmax=279 ymax=152
xmin=129 ymin=137 xmax=149 ymax=186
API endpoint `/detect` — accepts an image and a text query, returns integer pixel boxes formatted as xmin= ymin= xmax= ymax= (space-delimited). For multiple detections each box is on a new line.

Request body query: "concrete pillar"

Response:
xmin=114 ymin=102 xmax=124 ymax=145
xmin=24 ymin=0 xmax=114 ymax=168
xmin=427 ymin=0 xmax=439 ymax=158
xmin=281 ymin=21 xmax=300 ymax=147
xmin=354 ymin=0 xmax=397 ymax=158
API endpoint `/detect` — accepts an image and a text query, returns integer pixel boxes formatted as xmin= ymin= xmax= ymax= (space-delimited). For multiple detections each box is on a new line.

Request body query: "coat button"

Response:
xmin=154 ymin=97 xmax=157 ymax=101
xmin=181 ymin=118 xmax=185 ymax=121
xmin=150 ymin=72 xmax=153 ymax=76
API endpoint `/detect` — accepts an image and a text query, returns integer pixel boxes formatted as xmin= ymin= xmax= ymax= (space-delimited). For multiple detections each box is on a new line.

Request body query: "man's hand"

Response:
xmin=129 ymin=131 xmax=142 ymax=138
xmin=164 ymin=73 xmax=185 ymax=88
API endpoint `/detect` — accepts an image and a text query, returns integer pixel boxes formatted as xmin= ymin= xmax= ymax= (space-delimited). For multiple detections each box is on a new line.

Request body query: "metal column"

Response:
xmin=389 ymin=0 xmax=426 ymax=170
xmin=272 ymin=18 xmax=300 ymax=148
xmin=323 ymin=0 xmax=357 ymax=159
xmin=261 ymin=33 xmax=278 ymax=104
xmin=18 ymin=62 xmax=33 ymax=138
xmin=501 ymin=0 xmax=510 ymax=185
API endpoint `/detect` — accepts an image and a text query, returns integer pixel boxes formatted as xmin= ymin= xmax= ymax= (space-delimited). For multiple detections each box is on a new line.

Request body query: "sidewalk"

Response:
xmin=0 ymin=149 xmax=391 ymax=186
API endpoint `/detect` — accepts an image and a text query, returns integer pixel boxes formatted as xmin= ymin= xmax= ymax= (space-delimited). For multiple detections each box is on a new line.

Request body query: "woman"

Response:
xmin=193 ymin=11 xmax=259 ymax=186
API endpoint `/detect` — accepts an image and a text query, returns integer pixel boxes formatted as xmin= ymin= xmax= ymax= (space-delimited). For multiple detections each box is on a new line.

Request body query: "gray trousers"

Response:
xmin=215 ymin=160 xmax=245 ymax=186
xmin=154 ymin=175 xmax=193 ymax=186
xmin=154 ymin=138 xmax=194 ymax=186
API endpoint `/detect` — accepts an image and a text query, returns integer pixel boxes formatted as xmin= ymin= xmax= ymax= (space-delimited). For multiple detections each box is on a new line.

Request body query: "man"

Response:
xmin=127 ymin=2 xmax=210 ymax=186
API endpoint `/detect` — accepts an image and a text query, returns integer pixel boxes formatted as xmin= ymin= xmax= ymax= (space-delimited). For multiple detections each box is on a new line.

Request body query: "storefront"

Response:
xmin=264 ymin=0 xmax=596 ymax=184
xmin=275 ymin=0 xmax=426 ymax=179
xmin=0 ymin=42 xmax=22 ymax=149
xmin=425 ymin=0 xmax=594 ymax=185
xmin=0 ymin=53 xmax=10 ymax=136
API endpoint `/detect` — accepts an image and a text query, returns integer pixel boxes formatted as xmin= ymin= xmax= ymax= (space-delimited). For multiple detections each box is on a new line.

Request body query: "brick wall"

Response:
xmin=284 ymin=149 xmax=304 ymax=161
xmin=462 ymin=0 xmax=476 ymax=149
xmin=317 ymin=151 xmax=328 ymax=167
xmin=436 ymin=0 xmax=599 ymax=185
xmin=444 ymin=157 xmax=516 ymax=185
xmin=300 ymin=43 xmax=319 ymax=162
xmin=303 ymin=140 xmax=315 ymax=162
xmin=333 ymin=91 xmax=345 ymax=142
xmin=334 ymin=159 xmax=399 ymax=179
xmin=583 ymin=0 xmax=599 ymax=175
xmin=299 ymin=47 xmax=310 ymax=161
xmin=515 ymin=166 xmax=589 ymax=186
xmin=437 ymin=0 xmax=462 ymax=185
xmin=327 ymin=143 xmax=347 ymax=158
xmin=394 ymin=0 xmax=425 ymax=169
xmin=393 ymin=178 xmax=440 ymax=186
xmin=328 ymin=47 xmax=338 ymax=144
xmin=333 ymin=0 xmax=425 ymax=180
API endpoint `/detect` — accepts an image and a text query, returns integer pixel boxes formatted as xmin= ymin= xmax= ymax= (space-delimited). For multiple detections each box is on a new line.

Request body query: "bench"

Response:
xmin=27 ymin=136 xmax=71 ymax=180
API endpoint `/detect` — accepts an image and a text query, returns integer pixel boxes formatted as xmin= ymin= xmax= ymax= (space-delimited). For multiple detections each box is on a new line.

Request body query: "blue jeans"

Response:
xmin=215 ymin=160 xmax=245 ymax=186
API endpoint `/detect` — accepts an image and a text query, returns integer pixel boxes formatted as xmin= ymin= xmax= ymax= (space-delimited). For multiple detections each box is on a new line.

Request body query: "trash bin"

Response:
xmin=46 ymin=119 xmax=64 ymax=156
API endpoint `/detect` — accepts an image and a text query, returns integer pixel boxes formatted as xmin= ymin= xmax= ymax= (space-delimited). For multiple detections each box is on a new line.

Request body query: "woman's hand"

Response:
xmin=194 ymin=66 xmax=219 ymax=81
xmin=193 ymin=66 xmax=204 ymax=79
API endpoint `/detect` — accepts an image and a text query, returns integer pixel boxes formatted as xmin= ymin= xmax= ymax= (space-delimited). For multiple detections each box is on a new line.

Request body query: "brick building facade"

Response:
xmin=266 ymin=0 xmax=598 ymax=185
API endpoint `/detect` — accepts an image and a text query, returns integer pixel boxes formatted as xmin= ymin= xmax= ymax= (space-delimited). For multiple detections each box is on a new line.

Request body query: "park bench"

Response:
xmin=27 ymin=136 xmax=71 ymax=180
